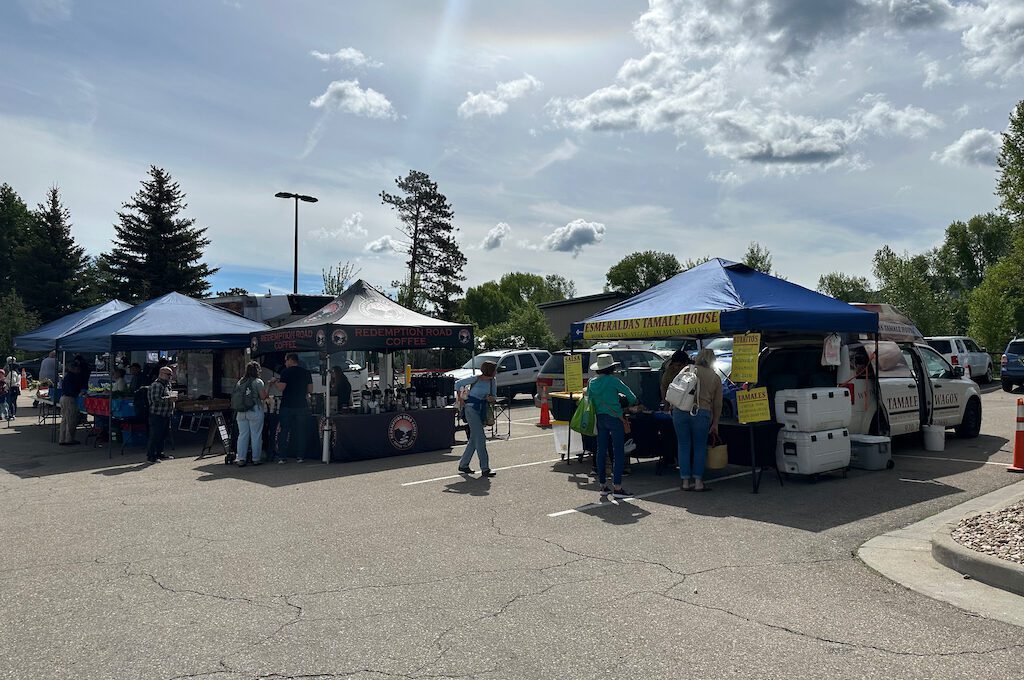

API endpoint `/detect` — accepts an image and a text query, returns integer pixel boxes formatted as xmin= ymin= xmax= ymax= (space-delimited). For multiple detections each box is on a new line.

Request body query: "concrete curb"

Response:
xmin=931 ymin=497 xmax=1024 ymax=598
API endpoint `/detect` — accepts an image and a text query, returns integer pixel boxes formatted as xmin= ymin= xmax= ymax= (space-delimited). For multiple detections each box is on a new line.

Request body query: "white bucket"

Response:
xmin=552 ymin=423 xmax=585 ymax=457
xmin=922 ymin=424 xmax=946 ymax=452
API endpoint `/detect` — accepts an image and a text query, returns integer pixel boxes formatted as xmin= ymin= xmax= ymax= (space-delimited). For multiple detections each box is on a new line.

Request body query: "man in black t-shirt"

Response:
xmin=270 ymin=352 xmax=313 ymax=463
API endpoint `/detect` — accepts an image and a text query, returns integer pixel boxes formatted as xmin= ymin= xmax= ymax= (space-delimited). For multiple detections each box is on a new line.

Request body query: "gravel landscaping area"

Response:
xmin=952 ymin=501 xmax=1024 ymax=565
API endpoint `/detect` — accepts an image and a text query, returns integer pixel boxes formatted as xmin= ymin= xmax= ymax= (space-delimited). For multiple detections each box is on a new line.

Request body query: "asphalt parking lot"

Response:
xmin=1 ymin=387 xmax=1022 ymax=680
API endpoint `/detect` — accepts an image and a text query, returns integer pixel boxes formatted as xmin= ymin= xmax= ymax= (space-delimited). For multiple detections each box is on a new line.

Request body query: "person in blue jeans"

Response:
xmin=269 ymin=353 xmax=313 ymax=463
xmin=234 ymin=361 xmax=269 ymax=466
xmin=456 ymin=360 xmax=498 ymax=477
xmin=587 ymin=353 xmax=638 ymax=498
xmin=672 ymin=348 xmax=723 ymax=492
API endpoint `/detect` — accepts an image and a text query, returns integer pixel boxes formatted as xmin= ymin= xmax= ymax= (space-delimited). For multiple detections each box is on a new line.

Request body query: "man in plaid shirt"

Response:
xmin=147 ymin=366 xmax=177 ymax=462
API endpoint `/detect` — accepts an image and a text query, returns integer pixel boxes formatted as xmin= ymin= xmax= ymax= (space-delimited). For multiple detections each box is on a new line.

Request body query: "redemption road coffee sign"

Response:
xmin=582 ymin=311 xmax=721 ymax=340
xmin=253 ymin=324 xmax=474 ymax=353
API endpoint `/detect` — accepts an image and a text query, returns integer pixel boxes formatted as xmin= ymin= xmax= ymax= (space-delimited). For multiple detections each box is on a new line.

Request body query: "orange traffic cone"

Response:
xmin=537 ymin=385 xmax=552 ymax=428
xmin=20 ymin=369 xmax=27 ymax=390
xmin=1010 ymin=399 xmax=1024 ymax=473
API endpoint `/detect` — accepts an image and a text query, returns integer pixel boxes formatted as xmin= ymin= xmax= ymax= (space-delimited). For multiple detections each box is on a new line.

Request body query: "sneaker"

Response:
xmin=458 ymin=466 xmax=475 ymax=474
xmin=253 ymin=461 xmax=262 ymax=466
xmin=612 ymin=488 xmax=633 ymax=499
xmin=237 ymin=461 xmax=248 ymax=468
xmin=156 ymin=453 xmax=173 ymax=460
xmin=680 ymin=479 xmax=692 ymax=491
xmin=146 ymin=456 xmax=158 ymax=463
xmin=296 ymin=458 xmax=304 ymax=463
xmin=600 ymin=485 xmax=611 ymax=495
xmin=481 ymin=469 xmax=496 ymax=477
xmin=277 ymin=459 xmax=287 ymax=465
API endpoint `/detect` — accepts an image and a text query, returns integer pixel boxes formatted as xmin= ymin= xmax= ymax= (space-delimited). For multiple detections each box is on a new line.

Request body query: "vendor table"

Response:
xmin=330 ymin=407 xmax=456 ymax=462
xmin=718 ymin=419 xmax=784 ymax=493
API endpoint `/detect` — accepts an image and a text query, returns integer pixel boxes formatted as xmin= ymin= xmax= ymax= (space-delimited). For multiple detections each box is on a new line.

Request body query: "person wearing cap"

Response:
xmin=587 ymin=353 xmax=638 ymax=498
xmin=673 ymin=347 xmax=723 ymax=492
xmin=146 ymin=366 xmax=177 ymax=463
xmin=455 ymin=359 xmax=498 ymax=477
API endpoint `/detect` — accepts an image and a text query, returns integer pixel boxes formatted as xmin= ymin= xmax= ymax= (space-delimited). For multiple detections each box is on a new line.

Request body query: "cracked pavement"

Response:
xmin=1 ymin=389 xmax=1022 ymax=679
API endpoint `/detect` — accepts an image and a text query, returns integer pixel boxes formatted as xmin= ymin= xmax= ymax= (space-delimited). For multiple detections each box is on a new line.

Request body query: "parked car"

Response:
xmin=649 ymin=338 xmax=700 ymax=359
xmin=534 ymin=348 xmax=664 ymax=406
xmin=925 ymin=336 xmax=992 ymax=383
xmin=1000 ymin=338 xmax=1024 ymax=392
xmin=444 ymin=348 xmax=552 ymax=399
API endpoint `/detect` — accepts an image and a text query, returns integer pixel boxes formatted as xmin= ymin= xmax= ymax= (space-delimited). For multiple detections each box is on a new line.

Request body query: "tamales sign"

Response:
xmin=582 ymin=311 xmax=721 ymax=340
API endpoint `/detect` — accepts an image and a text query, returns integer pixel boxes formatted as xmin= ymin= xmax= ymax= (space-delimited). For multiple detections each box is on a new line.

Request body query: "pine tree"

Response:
xmin=0 ymin=183 xmax=33 ymax=296
xmin=16 ymin=187 xmax=88 ymax=322
xmin=996 ymin=100 xmax=1024 ymax=227
xmin=99 ymin=166 xmax=217 ymax=302
xmin=380 ymin=170 xmax=466 ymax=316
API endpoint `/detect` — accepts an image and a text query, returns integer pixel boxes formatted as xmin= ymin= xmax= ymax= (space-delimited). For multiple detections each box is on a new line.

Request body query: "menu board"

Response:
xmin=731 ymin=333 xmax=761 ymax=383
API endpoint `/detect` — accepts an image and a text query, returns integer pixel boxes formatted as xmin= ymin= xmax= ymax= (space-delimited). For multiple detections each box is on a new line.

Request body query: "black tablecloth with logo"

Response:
xmin=330 ymin=408 xmax=456 ymax=462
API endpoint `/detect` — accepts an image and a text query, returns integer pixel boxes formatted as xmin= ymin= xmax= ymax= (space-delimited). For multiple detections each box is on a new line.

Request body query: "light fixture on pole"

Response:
xmin=275 ymin=191 xmax=319 ymax=294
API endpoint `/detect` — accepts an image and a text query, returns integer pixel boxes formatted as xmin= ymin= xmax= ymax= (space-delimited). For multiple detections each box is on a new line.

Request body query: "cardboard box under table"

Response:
xmin=330 ymin=407 xmax=456 ymax=462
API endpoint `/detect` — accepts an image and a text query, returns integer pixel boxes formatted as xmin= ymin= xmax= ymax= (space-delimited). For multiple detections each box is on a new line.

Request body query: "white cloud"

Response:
xmin=310 ymin=212 xmax=368 ymax=240
xmin=365 ymin=235 xmax=401 ymax=253
xmin=309 ymin=79 xmax=397 ymax=119
xmin=479 ymin=222 xmax=511 ymax=251
xmin=958 ymin=0 xmax=1024 ymax=79
xmin=530 ymin=139 xmax=579 ymax=175
xmin=540 ymin=219 xmax=606 ymax=257
xmin=709 ymin=170 xmax=743 ymax=186
xmin=922 ymin=60 xmax=953 ymax=88
xmin=310 ymin=47 xmax=382 ymax=70
xmin=18 ymin=0 xmax=72 ymax=24
xmin=457 ymin=74 xmax=543 ymax=119
xmin=931 ymin=128 xmax=1002 ymax=166
xmin=855 ymin=94 xmax=944 ymax=138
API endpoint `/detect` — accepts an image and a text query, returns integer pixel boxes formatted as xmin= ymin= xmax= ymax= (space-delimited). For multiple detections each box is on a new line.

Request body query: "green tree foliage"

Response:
xmin=682 ymin=256 xmax=712 ymax=271
xmin=816 ymin=273 xmax=877 ymax=303
xmin=873 ymin=246 xmax=951 ymax=336
xmin=968 ymin=232 xmax=1024 ymax=351
xmin=322 ymin=260 xmax=361 ymax=296
xmin=0 ymin=184 xmax=32 ymax=296
xmin=464 ymin=281 xmax=515 ymax=329
xmin=498 ymin=272 xmax=575 ymax=305
xmin=0 ymin=292 xmax=39 ymax=359
xmin=99 ymin=166 xmax=217 ymax=302
xmin=214 ymin=287 xmax=250 ymax=297
xmin=605 ymin=251 xmax=682 ymax=295
xmin=380 ymin=170 xmax=467 ymax=317
xmin=996 ymin=100 xmax=1024 ymax=227
xmin=16 ymin=187 xmax=88 ymax=322
xmin=932 ymin=213 xmax=1015 ymax=294
xmin=742 ymin=241 xmax=773 ymax=274
xmin=480 ymin=304 xmax=558 ymax=352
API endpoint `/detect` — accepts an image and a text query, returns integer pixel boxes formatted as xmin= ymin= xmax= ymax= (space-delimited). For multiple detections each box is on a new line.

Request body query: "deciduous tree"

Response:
xmin=816 ymin=273 xmax=877 ymax=303
xmin=605 ymin=251 xmax=681 ymax=296
xmin=996 ymin=100 xmax=1024 ymax=227
xmin=322 ymin=260 xmax=361 ymax=296
xmin=873 ymin=246 xmax=950 ymax=336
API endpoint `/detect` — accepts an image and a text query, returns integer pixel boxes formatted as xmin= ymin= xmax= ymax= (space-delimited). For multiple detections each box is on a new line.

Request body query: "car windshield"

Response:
xmin=651 ymin=339 xmax=698 ymax=352
xmin=705 ymin=337 xmax=733 ymax=352
xmin=540 ymin=352 xmax=591 ymax=374
xmin=461 ymin=354 xmax=502 ymax=369
xmin=927 ymin=340 xmax=952 ymax=354
xmin=1007 ymin=342 xmax=1024 ymax=355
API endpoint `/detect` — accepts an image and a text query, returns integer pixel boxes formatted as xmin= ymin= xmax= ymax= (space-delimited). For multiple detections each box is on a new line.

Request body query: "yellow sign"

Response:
xmin=736 ymin=387 xmax=771 ymax=423
xmin=583 ymin=311 xmax=721 ymax=340
xmin=731 ymin=332 xmax=761 ymax=383
xmin=564 ymin=354 xmax=584 ymax=394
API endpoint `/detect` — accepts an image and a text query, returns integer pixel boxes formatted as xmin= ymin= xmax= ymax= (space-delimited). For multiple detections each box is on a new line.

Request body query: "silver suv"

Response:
xmin=924 ymin=336 xmax=993 ymax=383
xmin=444 ymin=348 xmax=552 ymax=399
xmin=534 ymin=348 xmax=664 ymax=406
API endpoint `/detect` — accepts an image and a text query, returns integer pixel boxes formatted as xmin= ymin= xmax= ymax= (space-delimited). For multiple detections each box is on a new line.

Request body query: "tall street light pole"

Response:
xmin=275 ymin=191 xmax=318 ymax=294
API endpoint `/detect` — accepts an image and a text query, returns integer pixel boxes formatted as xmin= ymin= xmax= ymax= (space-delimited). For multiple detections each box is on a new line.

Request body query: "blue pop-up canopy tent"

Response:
xmin=58 ymin=292 xmax=269 ymax=352
xmin=571 ymin=258 xmax=879 ymax=340
xmin=14 ymin=300 xmax=134 ymax=352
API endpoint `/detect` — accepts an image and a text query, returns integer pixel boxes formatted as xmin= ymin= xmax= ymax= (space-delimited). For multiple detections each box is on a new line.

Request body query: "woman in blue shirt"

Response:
xmin=588 ymin=354 xmax=638 ymax=498
xmin=455 ymin=360 xmax=498 ymax=477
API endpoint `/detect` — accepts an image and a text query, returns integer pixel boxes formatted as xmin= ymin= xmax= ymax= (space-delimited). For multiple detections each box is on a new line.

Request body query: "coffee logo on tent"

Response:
xmin=315 ymin=329 xmax=326 ymax=347
xmin=389 ymin=414 xmax=418 ymax=450
xmin=251 ymin=337 xmax=259 ymax=352
xmin=459 ymin=329 xmax=471 ymax=345
xmin=332 ymin=329 xmax=348 ymax=347
xmin=359 ymin=298 xmax=405 ymax=321
xmin=303 ymin=301 xmax=343 ymax=325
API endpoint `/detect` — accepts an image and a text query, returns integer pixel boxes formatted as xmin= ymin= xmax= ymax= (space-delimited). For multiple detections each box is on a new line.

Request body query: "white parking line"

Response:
xmin=893 ymin=454 xmax=1012 ymax=467
xmin=547 ymin=470 xmax=754 ymax=517
xmin=401 ymin=457 xmax=564 ymax=486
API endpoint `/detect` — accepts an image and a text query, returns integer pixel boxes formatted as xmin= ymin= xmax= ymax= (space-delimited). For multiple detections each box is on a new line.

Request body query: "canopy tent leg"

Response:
xmin=322 ymin=353 xmax=331 ymax=464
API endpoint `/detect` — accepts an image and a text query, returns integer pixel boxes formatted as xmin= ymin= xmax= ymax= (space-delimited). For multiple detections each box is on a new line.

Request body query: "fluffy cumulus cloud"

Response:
xmin=310 ymin=80 xmax=397 ymax=119
xmin=932 ymin=128 xmax=1002 ymax=166
xmin=458 ymin=74 xmax=543 ymax=119
xmin=545 ymin=0 xmax=1023 ymax=173
xmin=540 ymin=219 xmax=606 ymax=257
xmin=365 ymin=235 xmax=401 ymax=253
xmin=479 ymin=222 xmax=511 ymax=250
xmin=310 ymin=212 xmax=368 ymax=240
xmin=310 ymin=47 xmax=382 ymax=70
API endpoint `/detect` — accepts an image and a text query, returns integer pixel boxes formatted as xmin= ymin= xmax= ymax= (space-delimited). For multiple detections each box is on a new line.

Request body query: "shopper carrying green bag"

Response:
xmin=570 ymin=393 xmax=597 ymax=437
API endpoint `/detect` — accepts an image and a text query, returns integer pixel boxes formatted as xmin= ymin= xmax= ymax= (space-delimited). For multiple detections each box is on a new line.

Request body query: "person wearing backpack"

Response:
xmin=672 ymin=347 xmax=722 ymax=492
xmin=587 ymin=353 xmax=638 ymax=499
xmin=660 ymin=350 xmax=692 ymax=404
xmin=455 ymin=360 xmax=498 ymax=477
xmin=233 ymin=361 xmax=268 ymax=466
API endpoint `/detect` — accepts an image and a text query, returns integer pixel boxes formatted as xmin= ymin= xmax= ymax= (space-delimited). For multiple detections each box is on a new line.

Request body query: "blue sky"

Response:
xmin=1 ymin=0 xmax=1022 ymax=297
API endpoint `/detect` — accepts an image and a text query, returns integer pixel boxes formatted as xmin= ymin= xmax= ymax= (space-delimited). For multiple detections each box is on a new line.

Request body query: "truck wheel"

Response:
xmin=1002 ymin=378 xmax=1015 ymax=393
xmin=955 ymin=398 xmax=982 ymax=439
xmin=981 ymin=364 xmax=993 ymax=384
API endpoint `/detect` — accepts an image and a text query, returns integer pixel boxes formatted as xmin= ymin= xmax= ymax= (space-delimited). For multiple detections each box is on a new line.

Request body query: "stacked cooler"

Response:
xmin=774 ymin=388 xmax=852 ymax=476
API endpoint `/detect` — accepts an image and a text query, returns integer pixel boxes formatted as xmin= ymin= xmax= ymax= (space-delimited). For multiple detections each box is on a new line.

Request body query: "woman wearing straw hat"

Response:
xmin=455 ymin=359 xmax=498 ymax=477
xmin=588 ymin=353 xmax=638 ymax=498
xmin=673 ymin=347 xmax=722 ymax=492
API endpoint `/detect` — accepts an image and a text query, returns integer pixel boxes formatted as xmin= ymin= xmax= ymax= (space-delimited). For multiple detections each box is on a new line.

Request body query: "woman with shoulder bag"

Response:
xmin=234 ymin=361 xmax=269 ymax=466
xmin=455 ymin=360 xmax=498 ymax=477
xmin=588 ymin=353 xmax=638 ymax=498
xmin=672 ymin=348 xmax=722 ymax=492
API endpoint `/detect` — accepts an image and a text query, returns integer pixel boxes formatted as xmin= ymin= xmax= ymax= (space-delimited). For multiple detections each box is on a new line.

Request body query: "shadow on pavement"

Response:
xmin=441 ymin=476 xmax=491 ymax=496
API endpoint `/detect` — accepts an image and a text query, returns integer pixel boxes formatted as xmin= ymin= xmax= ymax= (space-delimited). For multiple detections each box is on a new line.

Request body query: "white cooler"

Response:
xmin=775 ymin=388 xmax=852 ymax=431
xmin=776 ymin=428 xmax=851 ymax=476
xmin=849 ymin=434 xmax=893 ymax=470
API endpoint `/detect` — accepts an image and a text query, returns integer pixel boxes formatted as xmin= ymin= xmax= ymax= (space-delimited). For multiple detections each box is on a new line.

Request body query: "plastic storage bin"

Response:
xmin=776 ymin=428 xmax=851 ymax=475
xmin=775 ymin=388 xmax=852 ymax=431
xmin=849 ymin=434 xmax=893 ymax=470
